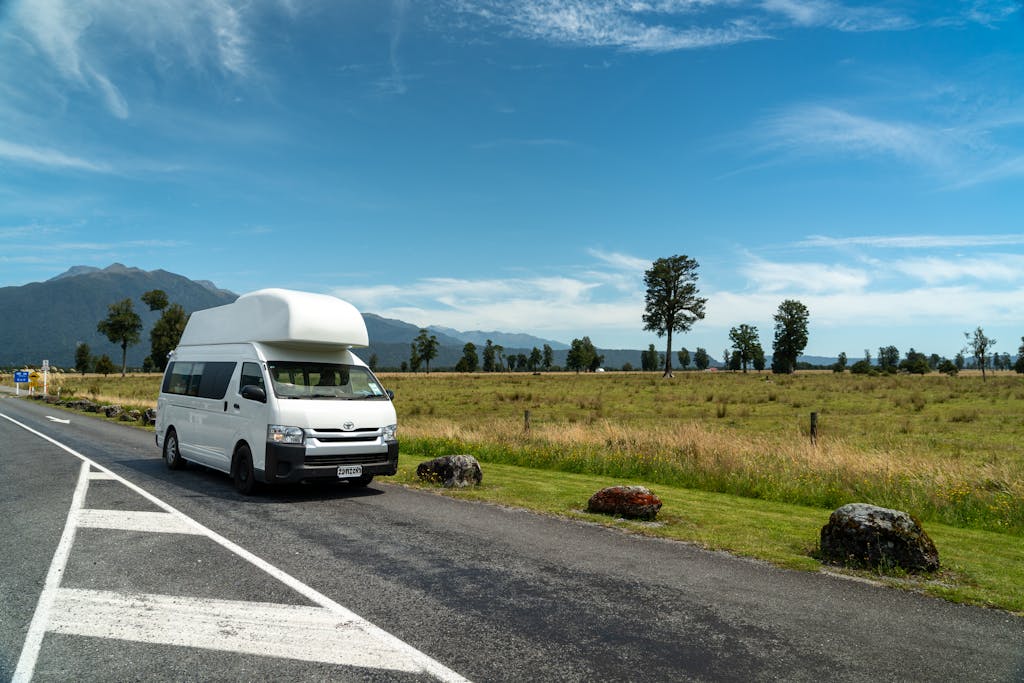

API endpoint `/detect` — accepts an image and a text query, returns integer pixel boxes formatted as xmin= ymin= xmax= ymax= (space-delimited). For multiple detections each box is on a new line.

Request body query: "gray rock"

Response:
xmin=587 ymin=485 xmax=663 ymax=521
xmin=416 ymin=455 xmax=483 ymax=488
xmin=142 ymin=408 xmax=158 ymax=425
xmin=103 ymin=404 xmax=124 ymax=419
xmin=123 ymin=409 xmax=142 ymax=422
xmin=820 ymin=503 xmax=939 ymax=572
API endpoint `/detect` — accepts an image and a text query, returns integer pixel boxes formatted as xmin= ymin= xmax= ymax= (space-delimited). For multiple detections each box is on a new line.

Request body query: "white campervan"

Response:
xmin=154 ymin=288 xmax=398 ymax=494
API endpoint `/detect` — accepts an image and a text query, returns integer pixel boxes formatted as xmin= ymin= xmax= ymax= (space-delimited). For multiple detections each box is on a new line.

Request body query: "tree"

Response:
xmin=965 ymin=327 xmax=995 ymax=381
xmin=771 ymin=300 xmax=809 ymax=374
xmin=141 ymin=289 xmax=169 ymax=312
xmin=694 ymin=347 xmax=710 ymax=371
xmin=878 ymin=345 xmax=900 ymax=373
xmin=482 ymin=340 xmax=496 ymax=372
xmin=641 ymin=344 xmax=659 ymax=371
xmin=74 ymin=343 xmax=92 ymax=375
xmin=752 ymin=346 xmax=766 ymax=372
xmin=95 ymin=354 xmax=116 ymax=377
xmin=938 ymin=358 xmax=959 ymax=376
xmin=415 ymin=329 xmax=439 ymax=373
xmin=567 ymin=337 xmax=598 ymax=373
xmin=494 ymin=345 xmax=505 ymax=371
xmin=728 ymin=350 xmax=741 ymax=371
xmin=642 ymin=255 xmax=707 ymax=378
xmin=149 ymin=303 xmax=187 ymax=371
xmin=454 ymin=342 xmax=478 ymax=372
xmin=899 ymin=348 xmax=930 ymax=375
xmin=97 ymin=298 xmax=143 ymax=377
xmin=677 ymin=347 xmax=690 ymax=370
xmin=542 ymin=344 xmax=554 ymax=371
xmin=409 ymin=343 xmax=422 ymax=373
xmin=1016 ymin=337 xmax=1024 ymax=374
xmin=832 ymin=352 xmax=847 ymax=373
xmin=528 ymin=347 xmax=542 ymax=372
xmin=728 ymin=324 xmax=761 ymax=373
xmin=516 ymin=353 xmax=529 ymax=371
xmin=954 ymin=352 xmax=965 ymax=370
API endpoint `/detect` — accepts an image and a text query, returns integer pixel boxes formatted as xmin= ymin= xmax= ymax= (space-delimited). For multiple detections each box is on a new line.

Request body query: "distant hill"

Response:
xmin=428 ymin=326 xmax=569 ymax=351
xmin=1 ymin=263 xmax=838 ymax=372
xmin=0 ymin=264 xmax=238 ymax=368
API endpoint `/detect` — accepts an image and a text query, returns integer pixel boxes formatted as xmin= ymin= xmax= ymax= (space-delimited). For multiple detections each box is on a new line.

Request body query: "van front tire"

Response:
xmin=163 ymin=429 xmax=185 ymax=470
xmin=233 ymin=445 xmax=259 ymax=496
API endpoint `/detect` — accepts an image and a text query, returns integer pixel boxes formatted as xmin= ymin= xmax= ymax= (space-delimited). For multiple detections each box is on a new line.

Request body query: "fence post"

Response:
xmin=524 ymin=410 xmax=531 ymax=433
xmin=810 ymin=412 xmax=818 ymax=445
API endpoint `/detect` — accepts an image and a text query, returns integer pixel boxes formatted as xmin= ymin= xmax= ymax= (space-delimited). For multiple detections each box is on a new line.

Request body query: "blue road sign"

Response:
xmin=14 ymin=371 xmax=29 ymax=383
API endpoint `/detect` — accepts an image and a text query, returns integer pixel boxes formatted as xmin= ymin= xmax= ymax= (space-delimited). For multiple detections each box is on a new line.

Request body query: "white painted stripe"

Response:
xmin=88 ymin=471 xmax=117 ymax=480
xmin=11 ymin=460 xmax=90 ymax=683
xmin=50 ymin=588 xmax=425 ymax=672
xmin=77 ymin=509 xmax=202 ymax=535
xmin=0 ymin=412 xmax=470 ymax=683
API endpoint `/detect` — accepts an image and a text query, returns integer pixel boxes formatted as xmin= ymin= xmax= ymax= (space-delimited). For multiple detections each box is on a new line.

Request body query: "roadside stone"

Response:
xmin=587 ymin=486 xmax=662 ymax=521
xmin=65 ymin=399 xmax=98 ymax=412
xmin=416 ymin=454 xmax=483 ymax=488
xmin=142 ymin=408 xmax=158 ymax=425
xmin=103 ymin=404 xmax=124 ymax=419
xmin=819 ymin=503 xmax=939 ymax=573
xmin=123 ymin=409 xmax=142 ymax=422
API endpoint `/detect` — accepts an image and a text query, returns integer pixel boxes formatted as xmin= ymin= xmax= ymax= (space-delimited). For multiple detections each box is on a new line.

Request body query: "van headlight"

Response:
xmin=268 ymin=425 xmax=304 ymax=444
xmin=382 ymin=424 xmax=398 ymax=442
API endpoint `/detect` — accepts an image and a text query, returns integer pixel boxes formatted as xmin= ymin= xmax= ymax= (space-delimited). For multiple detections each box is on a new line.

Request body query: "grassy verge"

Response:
xmin=393 ymin=450 xmax=1024 ymax=615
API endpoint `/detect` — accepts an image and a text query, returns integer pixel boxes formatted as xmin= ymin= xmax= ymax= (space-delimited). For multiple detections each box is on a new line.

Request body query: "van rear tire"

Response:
xmin=233 ymin=445 xmax=259 ymax=495
xmin=163 ymin=429 xmax=185 ymax=470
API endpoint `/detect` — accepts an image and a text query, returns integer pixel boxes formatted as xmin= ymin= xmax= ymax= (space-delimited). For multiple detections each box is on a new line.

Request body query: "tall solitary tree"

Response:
xmin=642 ymin=255 xmax=707 ymax=378
xmin=771 ymin=299 xmax=809 ymax=374
xmin=149 ymin=303 xmax=187 ymax=372
xmin=74 ymin=342 xmax=92 ymax=375
xmin=97 ymin=298 xmax=142 ymax=377
xmin=965 ymin=326 xmax=995 ymax=381
xmin=415 ymin=329 xmax=439 ymax=373
xmin=728 ymin=324 xmax=761 ymax=373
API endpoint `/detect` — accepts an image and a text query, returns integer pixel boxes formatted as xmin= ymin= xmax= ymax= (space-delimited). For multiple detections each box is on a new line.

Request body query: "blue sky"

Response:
xmin=2 ymin=1 xmax=1023 ymax=359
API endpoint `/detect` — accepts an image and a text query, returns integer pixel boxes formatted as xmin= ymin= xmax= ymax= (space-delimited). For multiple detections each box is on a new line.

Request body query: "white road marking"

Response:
xmin=76 ymin=509 xmax=203 ymax=535
xmin=2 ymin=412 xmax=470 ymax=682
xmin=45 ymin=416 xmax=70 ymax=424
xmin=50 ymin=588 xmax=428 ymax=672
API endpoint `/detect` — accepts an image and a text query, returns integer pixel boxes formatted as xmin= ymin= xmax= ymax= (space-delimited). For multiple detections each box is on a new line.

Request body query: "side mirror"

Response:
xmin=386 ymin=389 xmax=394 ymax=400
xmin=241 ymin=384 xmax=267 ymax=403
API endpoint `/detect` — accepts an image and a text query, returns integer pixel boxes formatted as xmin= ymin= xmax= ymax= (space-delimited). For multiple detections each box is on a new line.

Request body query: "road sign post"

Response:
xmin=14 ymin=370 xmax=29 ymax=396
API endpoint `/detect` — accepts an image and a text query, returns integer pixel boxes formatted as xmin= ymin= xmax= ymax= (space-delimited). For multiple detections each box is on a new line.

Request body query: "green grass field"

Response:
xmin=12 ymin=368 xmax=1023 ymax=612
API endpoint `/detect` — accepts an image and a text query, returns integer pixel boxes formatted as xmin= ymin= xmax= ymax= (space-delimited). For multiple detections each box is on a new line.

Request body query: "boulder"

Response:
xmin=820 ymin=503 xmax=939 ymax=572
xmin=65 ymin=399 xmax=97 ymax=412
xmin=142 ymin=408 xmax=158 ymax=425
xmin=416 ymin=455 xmax=483 ymax=488
xmin=103 ymin=404 xmax=124 ymax=419
xmin=123 ymin=409 xmax=142 ymax=422
xmin=587 ymin=486 xmax=662 ymax=521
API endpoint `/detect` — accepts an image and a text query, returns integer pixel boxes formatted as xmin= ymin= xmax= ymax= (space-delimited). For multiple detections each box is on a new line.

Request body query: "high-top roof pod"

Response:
xmin=178 ymin=288 xmax=369 ymax=348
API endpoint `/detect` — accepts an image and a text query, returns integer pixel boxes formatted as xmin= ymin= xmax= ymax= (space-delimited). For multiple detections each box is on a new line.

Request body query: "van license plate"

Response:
xmin=337 ymin=465 xmax=362 ymax=479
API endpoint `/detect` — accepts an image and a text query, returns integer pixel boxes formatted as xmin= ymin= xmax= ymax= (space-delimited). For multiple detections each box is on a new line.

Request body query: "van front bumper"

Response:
xmin=260 ymin=441 xmax=399 ymax=483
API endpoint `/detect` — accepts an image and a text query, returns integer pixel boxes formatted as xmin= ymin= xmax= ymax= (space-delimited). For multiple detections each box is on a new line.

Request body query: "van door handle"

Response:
xmin=223 ymin=401 xmax=228 ymax=412
xmin=233 ymin=404 xmax=240 ymax=410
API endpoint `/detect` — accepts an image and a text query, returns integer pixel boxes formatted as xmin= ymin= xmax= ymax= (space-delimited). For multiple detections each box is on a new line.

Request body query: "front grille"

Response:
xmin=307 ymin=427 xmax=380 ymax=444
xmin=305 ymin=453 xmax=389 ymax=467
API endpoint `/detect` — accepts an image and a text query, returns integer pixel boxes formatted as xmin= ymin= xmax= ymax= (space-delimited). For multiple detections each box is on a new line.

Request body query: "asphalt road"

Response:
xmin=1 ymin=393 xmax=1022 ymax=682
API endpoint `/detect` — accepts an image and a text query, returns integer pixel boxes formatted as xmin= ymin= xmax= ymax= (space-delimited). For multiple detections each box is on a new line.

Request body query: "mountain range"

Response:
xmin=1 ymin=264 xmax=839 ymax=371
xmin=0 ymin=265 xmax=579 ymax=369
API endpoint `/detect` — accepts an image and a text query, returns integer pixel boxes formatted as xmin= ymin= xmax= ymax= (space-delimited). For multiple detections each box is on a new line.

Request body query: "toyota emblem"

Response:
xmin=342 ymin=421 xmax=355 ymax=431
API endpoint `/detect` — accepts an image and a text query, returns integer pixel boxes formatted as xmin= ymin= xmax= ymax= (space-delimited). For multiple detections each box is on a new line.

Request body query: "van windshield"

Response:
xmin=267 ymin=362 xmax=389 ymax=400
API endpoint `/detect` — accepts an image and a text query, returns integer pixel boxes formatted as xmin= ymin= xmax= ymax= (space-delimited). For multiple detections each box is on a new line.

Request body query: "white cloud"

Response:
xmin=891 ymin=255 xmax=1024 ymax=285
xmin=0 ymin=139 xmax=109 ymax=172
xmin=742 ymin=258 xmax=870 ymax=293
xmin=760 ymin=0 xmax=914 ymax=32
xmin=10 ymin=0 xmax=255 ymax=118
xmin=759 ymin=106 xmax=950 ymax=169
xmin=798 ymin=234 xmax=1024 ymax=249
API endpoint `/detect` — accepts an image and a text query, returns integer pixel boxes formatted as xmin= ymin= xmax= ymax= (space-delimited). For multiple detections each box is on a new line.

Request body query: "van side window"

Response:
xmin=240 ymin=362 xmax=265 ymax=393
xmin=162 ymin=361 xmax=236 ymax=399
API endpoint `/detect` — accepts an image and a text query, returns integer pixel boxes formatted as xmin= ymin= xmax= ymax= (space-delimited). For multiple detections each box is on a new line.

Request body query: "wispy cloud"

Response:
xmin=758 ymin=106 xmax=950 ymax=169
xmin=0 ymin=139 xmax=109 ymax=173
xmin=890 ymin=254 xmax=1024 ymax=285
xmin=760 ymin=0 xmax=915 ymax=32
xmin=451 ymin=1 xmax=769 ymax=52
xmin=742 ymin=258 xmax=870 ymax=293
xmin=10 ymin=0 xmax=256 ymax=118
xmin=798 ymin=234 xmax=1024 ymax=249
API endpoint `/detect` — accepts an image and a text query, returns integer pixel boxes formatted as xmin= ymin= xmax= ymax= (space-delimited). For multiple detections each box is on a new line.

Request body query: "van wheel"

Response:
xmin=350 ymin=474 xmax=374 ymax=487
xmin=233 ymin=445 xmax=259 ymax=495
xmin=163 ymin=429 xmax=185 ymax=470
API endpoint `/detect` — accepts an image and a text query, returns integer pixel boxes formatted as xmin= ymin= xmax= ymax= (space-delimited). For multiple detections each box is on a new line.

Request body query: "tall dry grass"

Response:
xmin=400 ymin=417 xmax=1024 ymax=533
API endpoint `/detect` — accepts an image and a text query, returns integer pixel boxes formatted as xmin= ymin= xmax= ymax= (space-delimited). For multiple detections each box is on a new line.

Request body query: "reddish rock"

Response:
xmin=587 ymin=486 xmax=662 ymax=521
